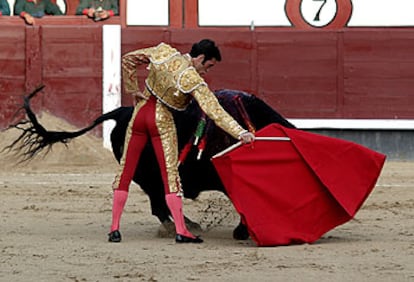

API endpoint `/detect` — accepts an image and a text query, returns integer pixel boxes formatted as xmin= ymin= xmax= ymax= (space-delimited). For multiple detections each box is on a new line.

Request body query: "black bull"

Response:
xmin=7 ymin=87 xmax=295 ymax=240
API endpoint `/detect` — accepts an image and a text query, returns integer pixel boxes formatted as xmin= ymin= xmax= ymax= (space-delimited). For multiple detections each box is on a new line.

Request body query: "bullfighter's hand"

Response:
xmin=137 ymin=54 xmax=150 ymax=64
xmin=132 ymin=91 xmax=146 ymax=105
xmin=239 ymin=131 xmax=255 ymax=144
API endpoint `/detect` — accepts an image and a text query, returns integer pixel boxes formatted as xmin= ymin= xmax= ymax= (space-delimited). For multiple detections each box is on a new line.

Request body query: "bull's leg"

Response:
xmin=184 ymin=216 xmax=202 ymax=232
xmin=158 ymin=215 xmax=203 ymax=238
xmin=233 ymin=220 xmax=250 ymax=240
xmin=158 ymin=219 xmax=175 ymax=238
xmin=137 ymin=180 xmax=202 ymax=238
xmin=149 ymin=197 xmax=171 ymax=223
xmin=137 ymin=180 xmax=171 ymax=223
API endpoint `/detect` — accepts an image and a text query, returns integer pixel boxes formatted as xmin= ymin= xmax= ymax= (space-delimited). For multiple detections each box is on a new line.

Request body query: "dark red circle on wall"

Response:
xmin=285 ymin=0 xmax=353 ymax=29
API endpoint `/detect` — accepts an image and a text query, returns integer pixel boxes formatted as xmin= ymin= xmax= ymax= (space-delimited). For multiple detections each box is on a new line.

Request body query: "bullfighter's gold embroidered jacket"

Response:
xmin=122 ymin=42 xmax=247 ymax=139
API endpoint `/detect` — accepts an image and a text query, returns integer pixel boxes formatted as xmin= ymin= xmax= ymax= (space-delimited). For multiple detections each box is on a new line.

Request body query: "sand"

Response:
xmin=0 ymin=112 xmax=413 ymax=282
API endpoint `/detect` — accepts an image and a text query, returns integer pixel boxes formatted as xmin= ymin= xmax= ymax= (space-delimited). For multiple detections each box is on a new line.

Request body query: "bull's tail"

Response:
xmin=3 ymin=86 xmax=126 ymax=162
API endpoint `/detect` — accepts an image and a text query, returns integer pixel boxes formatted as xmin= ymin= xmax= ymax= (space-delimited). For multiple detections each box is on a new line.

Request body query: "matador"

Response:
xmin=109 ymin=39 xmax=255 ymax=243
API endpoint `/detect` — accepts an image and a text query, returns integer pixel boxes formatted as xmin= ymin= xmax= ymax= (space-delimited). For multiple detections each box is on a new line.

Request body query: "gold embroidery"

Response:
xmin=177 ymin=67 xmax=207 ymax=94
xmin=155 ymin=101 xmax=181 ymax=193
xmin=121 ymin=42 xmax=247 ymax=140
xmin=150 ymin=43 xmax=180 ymax=64
xmin=144 ymin=50 xmax=196 ymax=110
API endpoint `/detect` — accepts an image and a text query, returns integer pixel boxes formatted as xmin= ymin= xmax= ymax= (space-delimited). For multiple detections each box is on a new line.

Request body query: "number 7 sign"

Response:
xmin=286 ymin=0 xmax=353 ymax=29
xmin=313 ymin=0 xmax=327 ymax=21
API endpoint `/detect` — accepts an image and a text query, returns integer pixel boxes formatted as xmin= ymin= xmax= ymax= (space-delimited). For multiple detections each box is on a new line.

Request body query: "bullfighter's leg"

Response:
xmin=109 ymin=101 xmax=148 ymax=242
xmin=151 ymin=100 xmax=202 ymax=243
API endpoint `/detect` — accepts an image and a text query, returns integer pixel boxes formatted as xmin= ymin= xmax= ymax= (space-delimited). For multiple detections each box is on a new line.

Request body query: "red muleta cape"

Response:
xmin=212 ymin=124 xmax=386 ymax=246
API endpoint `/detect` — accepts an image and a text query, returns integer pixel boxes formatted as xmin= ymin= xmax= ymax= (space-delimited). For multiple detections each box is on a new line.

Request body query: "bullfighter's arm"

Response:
xmin=122 ymin=42 xmax=180 ymax=97
xmin=121 ymin=46 xmax=155 ymax=96
xmin=177 ymin=67 xmax=247 ymax=139
xmin=191 ymin=85 xmax=247 ymax=139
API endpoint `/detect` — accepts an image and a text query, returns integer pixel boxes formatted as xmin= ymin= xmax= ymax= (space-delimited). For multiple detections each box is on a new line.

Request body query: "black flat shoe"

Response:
xmin=175 ymin=234 xmax=203 ymax=243
xmin=108 ymin=230 xmax=122 ymax=242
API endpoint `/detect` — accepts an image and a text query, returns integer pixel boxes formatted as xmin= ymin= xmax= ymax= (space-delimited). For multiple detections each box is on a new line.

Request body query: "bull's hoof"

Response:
xmin=108 ymin=230 xmax=122 ymax=242
xmin=175 ymin=234 xmax=203 ymax=243
xmin=184 ymin=216 xmax=203 ymax=232
xmin=158 ymin=219 xmax=203 ymax=238
xmin=233 ymin=224 xmax=249 ymax=240
xmin=158 ymin=221 xmax=176 ymax=238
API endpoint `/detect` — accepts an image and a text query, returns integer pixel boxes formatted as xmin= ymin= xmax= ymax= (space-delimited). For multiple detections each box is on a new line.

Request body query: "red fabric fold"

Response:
xmin=212 ymin=124 xmax=386 ymax=246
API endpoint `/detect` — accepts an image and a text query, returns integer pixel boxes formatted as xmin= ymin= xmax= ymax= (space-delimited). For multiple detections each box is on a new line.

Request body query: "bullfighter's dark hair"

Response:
xmin=189 ymin=39 xmax=222 ymax=63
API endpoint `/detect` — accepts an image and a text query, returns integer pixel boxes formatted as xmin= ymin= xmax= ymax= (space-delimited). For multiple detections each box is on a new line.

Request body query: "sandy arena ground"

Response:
xmin=0 ymin=113 xmax=413 ymax=282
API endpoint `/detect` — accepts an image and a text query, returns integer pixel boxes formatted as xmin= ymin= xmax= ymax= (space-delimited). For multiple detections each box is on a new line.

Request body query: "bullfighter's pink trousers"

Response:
xmin=110 ymin=95 xmax=196 ymax=238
